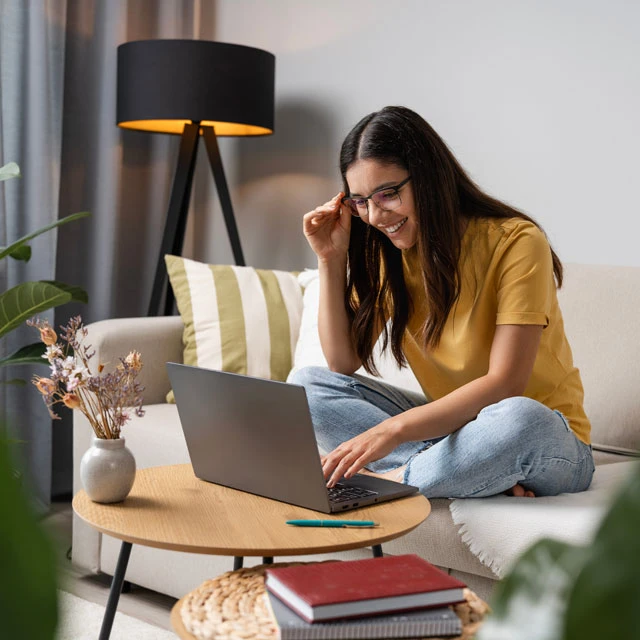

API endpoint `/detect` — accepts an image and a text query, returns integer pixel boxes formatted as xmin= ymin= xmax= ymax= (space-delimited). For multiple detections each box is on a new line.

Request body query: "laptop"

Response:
xmin=166 ymin=362 xmax=419 ymax=513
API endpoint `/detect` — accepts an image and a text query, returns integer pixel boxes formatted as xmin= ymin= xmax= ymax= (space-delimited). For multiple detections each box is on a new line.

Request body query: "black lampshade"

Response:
xmin=117 ymin=39 xmax=275 ymax=136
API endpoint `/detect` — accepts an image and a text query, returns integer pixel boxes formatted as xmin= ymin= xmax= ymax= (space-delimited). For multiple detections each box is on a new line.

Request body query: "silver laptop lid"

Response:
xmin=167 ymin=362 xmax=333 ymax=512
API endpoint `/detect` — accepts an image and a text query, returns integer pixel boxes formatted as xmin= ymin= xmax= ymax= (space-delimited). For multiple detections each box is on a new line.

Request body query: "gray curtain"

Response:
xmin=0 ymin=0 xmax=216 ymax=509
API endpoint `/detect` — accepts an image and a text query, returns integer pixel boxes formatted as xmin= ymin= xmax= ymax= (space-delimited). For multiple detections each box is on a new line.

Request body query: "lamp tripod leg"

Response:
xmin=202 ymin=126 xmax=246 ymax=267
xmin=148 ymin=122 xmax=200 ymax=316
xmin=148 ymin=123 xmax=247 ymax=316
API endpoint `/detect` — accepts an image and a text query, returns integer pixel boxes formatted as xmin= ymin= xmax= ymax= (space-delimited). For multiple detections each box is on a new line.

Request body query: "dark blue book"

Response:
xmin=265 ymin=592 xmax=462 ymax=639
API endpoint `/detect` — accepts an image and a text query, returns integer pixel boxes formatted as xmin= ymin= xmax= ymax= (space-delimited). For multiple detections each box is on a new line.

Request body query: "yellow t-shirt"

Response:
xmin=400 ymin=217 xmax=591 ymax=444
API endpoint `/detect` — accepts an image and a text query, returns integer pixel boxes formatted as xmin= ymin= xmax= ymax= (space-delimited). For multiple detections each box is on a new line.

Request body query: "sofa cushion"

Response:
xmin=558 ymin=264 xmax=640 ymax=453
xmin=165 ymin=256 xmax=303 ymax=402
xmin=448 ymin=460 xmax=639 ymax=578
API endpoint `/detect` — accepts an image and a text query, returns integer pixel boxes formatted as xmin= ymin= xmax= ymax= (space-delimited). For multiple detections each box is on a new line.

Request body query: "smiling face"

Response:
xmin=345 ymin=159 xmax=419 ymax=250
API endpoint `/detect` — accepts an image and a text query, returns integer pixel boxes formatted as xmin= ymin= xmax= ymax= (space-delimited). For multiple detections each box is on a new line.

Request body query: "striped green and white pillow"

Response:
xmin=165 ymin=255 xmax=303 ymax=403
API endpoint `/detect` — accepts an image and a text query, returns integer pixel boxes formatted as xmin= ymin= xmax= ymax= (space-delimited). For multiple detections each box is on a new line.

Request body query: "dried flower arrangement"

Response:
xmin=28 ymin=316 xmax=145 ymax=439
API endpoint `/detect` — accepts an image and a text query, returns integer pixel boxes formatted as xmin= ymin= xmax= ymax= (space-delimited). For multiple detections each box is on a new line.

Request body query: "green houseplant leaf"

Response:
xmin=7 ymin=244 xmax=31 ymax=262
xmin=39 ymin=280 xmax=89 ymax=305
xmin=0 ymin=210 xmax=90 ymax=262
xmin=478 ymin=538 xmax=588 ymax=640
xmin=0 ymin=342 xmax=47 ymax=368
xmin=0 ymin=280 xmax=88 ymax=340
xmin=564 ymin=463 xmax=640 ymax=639
xmin=0 ymin=430 xmax=58 ymax=639
xmin=0 ymin=279 xmax=88 ymax=349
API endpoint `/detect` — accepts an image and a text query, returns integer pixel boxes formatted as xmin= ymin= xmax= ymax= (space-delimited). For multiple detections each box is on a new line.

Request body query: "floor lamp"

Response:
xmin=116 ymin=40 xmax=275 ymax=316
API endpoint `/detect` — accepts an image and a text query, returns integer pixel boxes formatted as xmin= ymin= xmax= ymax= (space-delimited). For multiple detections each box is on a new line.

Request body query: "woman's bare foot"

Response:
xmin=506 ymin=484 xmax=535 ymax=498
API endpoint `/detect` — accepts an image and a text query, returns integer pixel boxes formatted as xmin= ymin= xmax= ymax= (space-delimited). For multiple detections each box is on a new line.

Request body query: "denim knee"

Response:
xmin=289 ymin=366 xmax=355 ymax=417
xmin=481 ymin=396 xmax=570 ymax=446
xmin=289 ymin=365 xmax=325 ymax=387
xmin=491 ymin=395 xmax=554 ymax=420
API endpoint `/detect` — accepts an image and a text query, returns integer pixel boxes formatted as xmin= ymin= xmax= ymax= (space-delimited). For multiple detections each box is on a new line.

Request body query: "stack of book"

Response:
xmin=264 ymin=554 xmax=467 ymax=639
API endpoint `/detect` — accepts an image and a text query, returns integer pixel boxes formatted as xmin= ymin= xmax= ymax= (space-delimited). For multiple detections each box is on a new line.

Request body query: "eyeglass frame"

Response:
xmin=341 ymin=176 xmax=412 ymax=217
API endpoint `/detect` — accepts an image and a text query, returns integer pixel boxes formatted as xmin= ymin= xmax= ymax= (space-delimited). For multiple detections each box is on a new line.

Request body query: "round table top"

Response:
xmin=72 ymin=464 xmax=430 ymax=557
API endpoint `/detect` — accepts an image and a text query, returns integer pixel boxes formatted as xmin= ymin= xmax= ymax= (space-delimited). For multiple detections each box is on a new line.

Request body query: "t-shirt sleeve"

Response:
xmin=495 ymin=222 xmax=555 ymax=327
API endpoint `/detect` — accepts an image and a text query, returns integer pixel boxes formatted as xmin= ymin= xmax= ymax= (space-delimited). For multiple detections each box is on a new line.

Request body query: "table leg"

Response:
xmin=262 ymin=557 xmax=274 ymax=564
xmin=99 ymin=541 xmax=133 ymax=640
xmin=372 ymin=544 xmax=383 ymax=557
xmin=234 ymin=556 xmax=244 ymax=570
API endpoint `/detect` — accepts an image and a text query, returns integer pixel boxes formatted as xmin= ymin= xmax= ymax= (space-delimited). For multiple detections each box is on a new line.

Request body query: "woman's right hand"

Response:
xmin=303 ymin=192 xmax=351 ymax=262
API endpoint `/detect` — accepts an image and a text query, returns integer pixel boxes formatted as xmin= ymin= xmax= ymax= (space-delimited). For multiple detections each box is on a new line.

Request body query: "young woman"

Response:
xmin=291 ymin=105 xmax=594 ymax=499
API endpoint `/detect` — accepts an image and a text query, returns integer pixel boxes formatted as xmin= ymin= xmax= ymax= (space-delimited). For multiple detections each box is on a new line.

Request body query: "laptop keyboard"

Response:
xmin=328 ymin=482 xmax=379 ymax=504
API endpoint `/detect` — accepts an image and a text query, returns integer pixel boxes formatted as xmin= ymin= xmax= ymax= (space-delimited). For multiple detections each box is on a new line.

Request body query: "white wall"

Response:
xmin=191 ymin=0 xmax=640 ymax=270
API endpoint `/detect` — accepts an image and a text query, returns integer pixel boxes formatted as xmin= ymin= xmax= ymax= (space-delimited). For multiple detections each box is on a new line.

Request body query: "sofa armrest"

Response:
xmin=84 ymin=316 xmax=184 ymax=405
xmin=72 ymin=315 xmax=183 ymax=574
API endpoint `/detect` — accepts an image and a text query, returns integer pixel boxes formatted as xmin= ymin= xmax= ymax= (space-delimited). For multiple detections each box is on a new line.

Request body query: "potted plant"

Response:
xmin=29 ymin=315 xmax=145 ymax=503
xmin=0 ymin=161 xmax=89 ymax=639
xmin=0 ymin=161 xmax=89 ymax=376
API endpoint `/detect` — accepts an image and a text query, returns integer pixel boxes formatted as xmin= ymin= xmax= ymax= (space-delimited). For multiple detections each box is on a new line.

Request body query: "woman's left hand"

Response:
xmin=321 ymin=420 xmax=403 ymax=488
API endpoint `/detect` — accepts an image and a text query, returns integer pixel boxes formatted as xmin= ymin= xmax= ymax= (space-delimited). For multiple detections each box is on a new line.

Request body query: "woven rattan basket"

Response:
xmin=172 ymin=562 xmax=490 ymax=640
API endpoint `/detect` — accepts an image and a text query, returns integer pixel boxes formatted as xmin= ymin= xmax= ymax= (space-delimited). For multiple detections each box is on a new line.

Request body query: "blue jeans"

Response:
xmin=290 ymin=366 xmax=595 ymax=498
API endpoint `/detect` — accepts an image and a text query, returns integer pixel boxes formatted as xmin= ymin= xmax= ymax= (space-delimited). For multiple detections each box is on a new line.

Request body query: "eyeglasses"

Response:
xmin=341 ymin=176 xmax=412 ymax=217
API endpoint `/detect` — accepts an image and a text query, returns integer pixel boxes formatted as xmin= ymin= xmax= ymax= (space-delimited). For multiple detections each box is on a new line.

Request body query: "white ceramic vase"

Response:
xmin=80 ymin=437 xmax=136 ymax=503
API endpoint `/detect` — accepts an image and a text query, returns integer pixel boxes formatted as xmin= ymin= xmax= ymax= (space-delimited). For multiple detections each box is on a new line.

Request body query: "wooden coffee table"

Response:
xmin=73 ymin=464 xmax=430 ymax=640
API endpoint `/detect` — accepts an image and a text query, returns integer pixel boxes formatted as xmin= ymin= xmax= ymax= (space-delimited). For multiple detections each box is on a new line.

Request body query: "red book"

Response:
xmin=264 ymin=554 xmax=466 ymax=623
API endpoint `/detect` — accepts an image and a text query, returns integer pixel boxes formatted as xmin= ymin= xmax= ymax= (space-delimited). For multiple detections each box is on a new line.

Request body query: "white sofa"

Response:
xmin=72 ymin=263 xmax=640 ymax=602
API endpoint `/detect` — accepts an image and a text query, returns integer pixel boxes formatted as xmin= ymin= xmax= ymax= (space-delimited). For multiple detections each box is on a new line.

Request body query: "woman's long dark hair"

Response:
xmin=340 ymin=106 xmax=563 ymax=375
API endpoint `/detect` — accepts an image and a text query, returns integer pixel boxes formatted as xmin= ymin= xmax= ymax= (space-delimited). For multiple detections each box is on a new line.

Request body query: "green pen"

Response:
xmin=286 ymin=519 xmax=379 ymax=528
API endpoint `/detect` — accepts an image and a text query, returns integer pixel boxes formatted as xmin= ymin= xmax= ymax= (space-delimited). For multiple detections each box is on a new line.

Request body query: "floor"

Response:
xmin=43 ymin=499 xmax=177 ymax=632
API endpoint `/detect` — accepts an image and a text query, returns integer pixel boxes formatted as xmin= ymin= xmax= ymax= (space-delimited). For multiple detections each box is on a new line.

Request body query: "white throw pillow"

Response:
xmin=288 ymin=269 xmax=423 ymax=395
